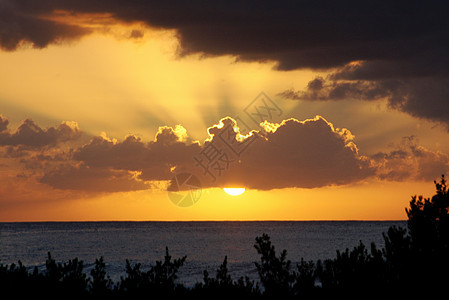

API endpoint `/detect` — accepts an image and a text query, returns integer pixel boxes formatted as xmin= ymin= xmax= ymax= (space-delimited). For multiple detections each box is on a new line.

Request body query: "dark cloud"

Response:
xmin=0 ymin=1 xmax=90 ymax=51
xmin=1 ymin=1 xmax=446 ymax=69
xmin=281 ymin=74 xmax=449 ymax=127
xmin=387 ymin=78 xmax=449 ymax=125
xmin=279 ymin=76 xmax=389 ymax=101
xmin=39 ymin=164 xmax=150 ymax=192
xmin=372 ymin=136 xmax=449 ymax=181
xmin=2 ymin=116 xmax=448 ymax=194
xmin=73 ymin=126 xmax=201 ymax=182
xmin=2 ymin=1 xmax=449 ymax=125
xmin=208 ymin=117 xmax=375 ymax=189
xmin=70 ymin=116 xmax=448 ymax=191
xmin=0 ymin=119 xmax=200 ymax=193
xmin=16 ymin=116 xmax=375 ymax=192
xmin=0 ymin=117 xmax=81 ymax=148
xmin=329 ymin=62 xmax=449 ymax=125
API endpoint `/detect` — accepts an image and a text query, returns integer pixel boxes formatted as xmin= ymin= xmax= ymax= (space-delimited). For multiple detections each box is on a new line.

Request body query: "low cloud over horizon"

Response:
xmin=1 ymin=114 xmax=447 ymax=201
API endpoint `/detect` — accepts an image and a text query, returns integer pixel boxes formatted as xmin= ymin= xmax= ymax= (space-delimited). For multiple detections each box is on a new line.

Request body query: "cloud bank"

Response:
xmin=1 ymin=115 xmax=447 ymax=197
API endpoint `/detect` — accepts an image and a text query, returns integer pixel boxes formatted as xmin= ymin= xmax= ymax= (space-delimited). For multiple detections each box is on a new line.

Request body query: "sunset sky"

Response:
xmin=1 ymin=0 xmax=448 ymax=221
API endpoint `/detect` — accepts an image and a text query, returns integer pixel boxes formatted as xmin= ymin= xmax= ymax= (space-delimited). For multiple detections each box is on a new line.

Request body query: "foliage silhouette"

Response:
xmin=1 ymin=175 xmax=449 ymax=297
xmin=404 ymin=174 xmax=449 ymax=291
xmin=193 ymin=255 xmax=259 ymax=297
xmin=89 ymin=256 xmax=114 ymax=296
xmin=254 ymin=233 xmax=294 ymax=296
xmin=292 ymin=258 xmax=316 ymax=296
xmin=118 ymin=247 xmax=187 ymax=297
xmin=381 ymin=225 xmax=412 ymax=288
xmin=147 ymin=246 xmax=186 ymax=292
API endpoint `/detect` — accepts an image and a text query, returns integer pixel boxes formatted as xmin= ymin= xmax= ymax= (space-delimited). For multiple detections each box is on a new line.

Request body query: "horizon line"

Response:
xmin=0 ymin=219 xmax=407 ymax=223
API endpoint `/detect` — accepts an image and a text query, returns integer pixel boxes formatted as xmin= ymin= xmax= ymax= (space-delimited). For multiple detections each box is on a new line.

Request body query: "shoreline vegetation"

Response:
xmin=2 ymin=176 xmax=449 ymax=298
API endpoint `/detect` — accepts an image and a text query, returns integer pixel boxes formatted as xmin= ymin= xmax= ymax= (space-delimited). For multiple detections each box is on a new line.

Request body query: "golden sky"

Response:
xmin=1 ymin=3 xmax=448 ymax=221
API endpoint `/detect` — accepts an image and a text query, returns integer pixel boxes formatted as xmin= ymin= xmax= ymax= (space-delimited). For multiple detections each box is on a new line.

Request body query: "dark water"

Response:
xmin=0 ymin=221 xmax=405 ymax=286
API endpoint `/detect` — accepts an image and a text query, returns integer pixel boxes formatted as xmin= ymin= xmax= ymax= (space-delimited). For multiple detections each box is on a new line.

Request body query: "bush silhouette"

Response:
xmin=118 ymin=247 xmax=187 ymax=297
xmin=292 ymin=258 xmax=316 ymax=296
xmin=407 ymin=175 xmax=449 ymax=253
xmin=44 ymin=252 xmax=89 ymax=297
xmin=147 ymin=246 xmax=186 ymax=292
xmin=404 ymin=175 xmax=449 ymax=290
xmin=90 ymin=256 xmax=114 ymax=296
xmin=254 ymin=233 xmax=294 ymax=296
xmin=193 ymin=256 xmax=259 ymax=297
xmin=382 ymin=225 xmax=412 ymax=288
xmin=315 ymin=240 xmax=387 ymax=296
xmin=202 ymin=256 xmax=233 ymax=289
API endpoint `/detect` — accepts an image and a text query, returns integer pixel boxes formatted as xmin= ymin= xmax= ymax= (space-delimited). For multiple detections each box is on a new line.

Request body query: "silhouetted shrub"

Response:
xmin=404 ymin=175 xmax=449 ymax=291
xmin=90 ymin=256 xmax=114 ymax=296
xmin=254 ymin=233 xmax=294 ymax=296
xmin=42 ymin=252 xmax=89 ymax=297
xmin=291 ymin=258 xmax=316 ymax=296
xmin=193 ymin=255 xmax=260 ymax=298
xmin=382 ymin=225 xmax=412 ymax=288
xmin=118 ymin=246 xmax=187 ymax=297
xmin=147 ymin=246 xmax=186 ymax=293
xmin=202 ymin=256 xmax=233 ymax=289
xmin=0 ymin=261 xmax=29 ymax=295
xmin=315 ymin=240 xmax=388 ymax=297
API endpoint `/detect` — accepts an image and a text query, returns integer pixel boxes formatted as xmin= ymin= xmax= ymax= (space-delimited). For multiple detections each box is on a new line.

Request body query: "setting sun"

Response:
xmin=223 ymin=188 xmax=246 ymax=196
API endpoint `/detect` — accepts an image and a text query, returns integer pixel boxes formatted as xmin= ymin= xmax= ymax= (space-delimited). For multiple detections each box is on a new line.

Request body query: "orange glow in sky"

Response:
xmin=1 ymin=11 xmax=448 ymax=222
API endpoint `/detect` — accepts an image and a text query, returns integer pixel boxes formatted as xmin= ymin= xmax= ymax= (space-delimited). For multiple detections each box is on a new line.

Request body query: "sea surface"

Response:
xmin=0 ymin=221 xmax=406 ymax=286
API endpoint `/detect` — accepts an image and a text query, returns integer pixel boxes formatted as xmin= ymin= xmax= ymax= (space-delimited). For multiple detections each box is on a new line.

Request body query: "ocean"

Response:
xmin=0 ymin=221 xmax=406 ymax=286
